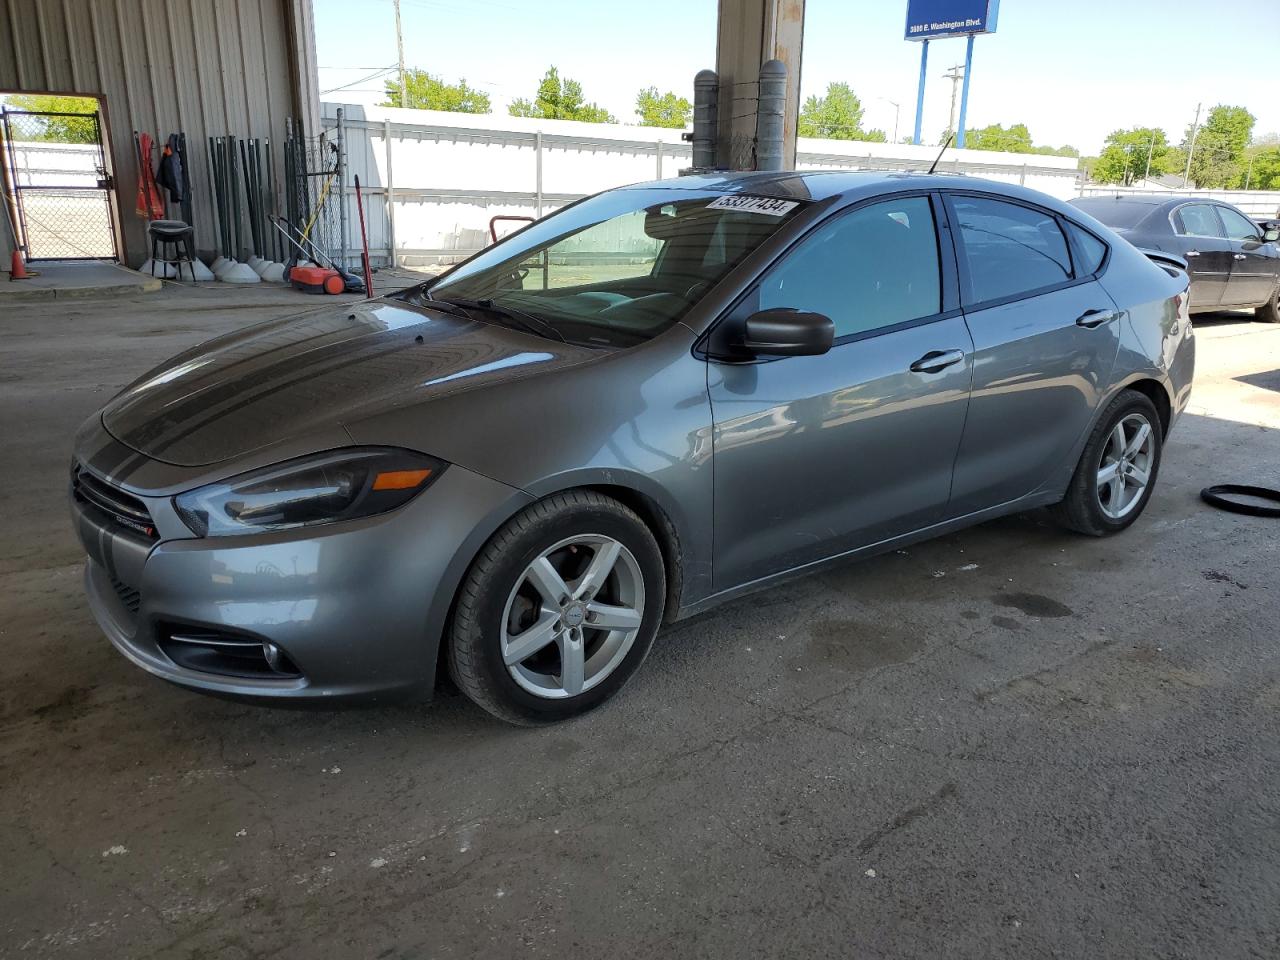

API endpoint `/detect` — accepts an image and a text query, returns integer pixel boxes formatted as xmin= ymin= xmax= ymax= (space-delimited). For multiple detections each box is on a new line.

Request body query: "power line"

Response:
xmin=320 ymin=65 xmax=397 ymax=95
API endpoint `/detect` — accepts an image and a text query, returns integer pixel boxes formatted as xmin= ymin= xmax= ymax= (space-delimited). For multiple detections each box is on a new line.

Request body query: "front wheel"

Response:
xmin=1051 ymin=390 xmax=1163 ymax=536
xmin=447 ymin=491 xmax=666 ymax=725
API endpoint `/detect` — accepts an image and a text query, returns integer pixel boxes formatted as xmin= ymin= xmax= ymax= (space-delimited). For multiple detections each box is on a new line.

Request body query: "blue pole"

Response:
xmin=912 ymin=39 xmax=929 ymax=145
xmin=956 ymin=34 xmax=975 ymax=148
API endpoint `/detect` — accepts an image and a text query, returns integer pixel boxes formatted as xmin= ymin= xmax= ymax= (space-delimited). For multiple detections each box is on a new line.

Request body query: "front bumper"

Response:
xmin=72 ymin=437 xmax=530 ymax=703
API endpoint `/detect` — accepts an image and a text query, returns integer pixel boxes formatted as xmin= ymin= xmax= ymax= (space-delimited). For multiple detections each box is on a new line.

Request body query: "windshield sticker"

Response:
xmin=706 ymin=195 xmax=799 ymax=217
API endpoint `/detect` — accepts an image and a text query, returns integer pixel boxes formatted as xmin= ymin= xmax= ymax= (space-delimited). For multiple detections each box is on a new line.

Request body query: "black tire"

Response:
xmin=1051 ymin=389 xmax=1163 ymax=536
xmin=1256 ymin=287 xmax=1280 ymax=324
xmin=447 ymin=491 xmax=666 ymax=725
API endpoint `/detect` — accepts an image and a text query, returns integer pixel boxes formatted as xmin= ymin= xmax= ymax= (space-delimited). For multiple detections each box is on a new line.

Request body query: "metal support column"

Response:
xmin=384 ymin=119 xmax=396 ymax=266
xmin=534 ymin=131 xmax=543 ymax=217
xmin=335 ymin=107 xmax=348 ymax=269
xmin=955 ymin=35 xmax=975 ymax=148
xmin=912 ymin=39 xmax=929 ymax=145
xmin=715 ymin=0 xmax=805 ymax=170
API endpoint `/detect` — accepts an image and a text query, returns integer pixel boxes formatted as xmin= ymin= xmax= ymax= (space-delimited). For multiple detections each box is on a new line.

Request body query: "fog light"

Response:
xmin=263 ymin=642 xmax=287 ymax=673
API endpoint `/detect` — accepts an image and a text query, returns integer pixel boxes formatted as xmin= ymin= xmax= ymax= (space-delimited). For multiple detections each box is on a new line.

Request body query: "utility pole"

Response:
xmin=943 ymin=64 xmax=964 ymax=141
xmin=1144 ymin=134 xmax=1156 ymax=181
xmin=1183 ymin=102 xmax=1202 ymax=188
xmin=394 ymin=0 xmax=406 ymax=109
xmin=1244 ymin=153 xmax=1255 ymax=190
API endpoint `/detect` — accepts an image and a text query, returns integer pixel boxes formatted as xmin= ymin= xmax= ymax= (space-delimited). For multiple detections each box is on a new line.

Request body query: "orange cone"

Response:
xmin=9 ymin=248 xmax=31 ymax=280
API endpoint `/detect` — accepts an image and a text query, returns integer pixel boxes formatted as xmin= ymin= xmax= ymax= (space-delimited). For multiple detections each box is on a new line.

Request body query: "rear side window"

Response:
xmin=951 ymin=196 xmax=1072 ymax=304
xmin=1066 ymin=222 xmax=1108 ymax=275
xmin=1175 ymin=204 xmax=1224 ymax=238
xmin=757 ymin=196 xmax=941 ymax=339
xmin=1217 ymin=206 xmax=1261 ymax=241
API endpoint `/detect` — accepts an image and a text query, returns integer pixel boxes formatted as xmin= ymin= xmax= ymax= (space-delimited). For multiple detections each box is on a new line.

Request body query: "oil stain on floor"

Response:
xmin=796 ymin=619 xmax=926 ymax=674
xmin=992 ymin=592 xmax=1074 ymax=618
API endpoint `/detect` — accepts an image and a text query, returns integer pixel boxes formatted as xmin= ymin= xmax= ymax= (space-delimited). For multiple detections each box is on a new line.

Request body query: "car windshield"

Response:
xmin=1070 ymin=199 xmax=1156 ymax=230
xmin=414 ymin=188 xmax=806 ymax=347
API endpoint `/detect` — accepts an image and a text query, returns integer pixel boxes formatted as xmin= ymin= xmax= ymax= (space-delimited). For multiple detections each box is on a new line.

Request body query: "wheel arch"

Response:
xmin=1113 ymin=374 xmax=1173 ymax=437
xmin=431 ymin=471 xmax=694 ymax=692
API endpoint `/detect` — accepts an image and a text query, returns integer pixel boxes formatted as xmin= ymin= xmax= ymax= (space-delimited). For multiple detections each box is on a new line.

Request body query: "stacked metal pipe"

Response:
xmin=205 ymin=134 xmax=287 ymax=283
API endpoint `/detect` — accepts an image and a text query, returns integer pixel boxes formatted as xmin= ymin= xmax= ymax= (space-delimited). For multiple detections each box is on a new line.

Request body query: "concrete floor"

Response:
xmin=2 ymin=285 xmax=1279 ymax=959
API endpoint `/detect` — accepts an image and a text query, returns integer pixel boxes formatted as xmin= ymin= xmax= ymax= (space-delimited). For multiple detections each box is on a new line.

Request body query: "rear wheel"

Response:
xmin=448 ymin=491 xmax=665 ymax=725
xmin=1256 ymin=287 xmax=1280 ymax=323
xmin=1051 ymin=390 xmax=1163 ymax=536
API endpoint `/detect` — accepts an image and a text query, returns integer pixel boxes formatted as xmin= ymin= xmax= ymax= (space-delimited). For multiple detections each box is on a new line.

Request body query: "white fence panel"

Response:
xmin=319 ymin=104 xmax=1280 ymax=268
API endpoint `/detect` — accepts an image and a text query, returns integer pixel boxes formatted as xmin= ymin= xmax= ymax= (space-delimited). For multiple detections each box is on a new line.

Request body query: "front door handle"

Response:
xmin=1233 ymin=253 xmax=1247 ymax=260
xmin=1076 ymin=308 xmax=1118 ymax=329
xmin=909 ymin=349 xmax=965 ymax=373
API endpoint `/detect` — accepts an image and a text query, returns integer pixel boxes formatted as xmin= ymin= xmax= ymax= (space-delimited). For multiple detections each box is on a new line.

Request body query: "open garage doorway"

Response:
xmin=1 ymin=94 xmax=119 ymax=261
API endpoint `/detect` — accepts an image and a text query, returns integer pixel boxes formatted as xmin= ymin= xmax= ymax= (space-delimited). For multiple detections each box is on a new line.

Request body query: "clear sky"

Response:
xmin=313 ymin=0 xmax=1280 ymax=154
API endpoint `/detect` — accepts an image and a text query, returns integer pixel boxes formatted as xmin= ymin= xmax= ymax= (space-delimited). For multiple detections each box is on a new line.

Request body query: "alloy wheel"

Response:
xmin=1096 ymin=413 xmax=1155 ymax=520
xmin=500 ymin=535 xmax=645 ymax=699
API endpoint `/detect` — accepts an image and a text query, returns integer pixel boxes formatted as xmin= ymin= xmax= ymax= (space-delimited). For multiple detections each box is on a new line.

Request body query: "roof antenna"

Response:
xmin=927 ymin=134 xmax=955 ymax=175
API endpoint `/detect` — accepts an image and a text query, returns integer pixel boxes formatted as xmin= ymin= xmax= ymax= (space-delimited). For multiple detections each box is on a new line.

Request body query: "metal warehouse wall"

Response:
xmin=0 ymin=0 xmax=320 ymax=267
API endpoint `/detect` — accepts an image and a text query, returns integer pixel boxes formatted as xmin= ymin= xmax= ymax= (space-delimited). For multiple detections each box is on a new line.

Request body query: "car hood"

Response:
xmin=101 ymin=298 xmax=598 ymax=467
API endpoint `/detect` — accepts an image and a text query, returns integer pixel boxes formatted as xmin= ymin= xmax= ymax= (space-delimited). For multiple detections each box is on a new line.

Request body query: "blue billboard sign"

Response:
xmin=905 ymin=0 xmax=1000 ymax=41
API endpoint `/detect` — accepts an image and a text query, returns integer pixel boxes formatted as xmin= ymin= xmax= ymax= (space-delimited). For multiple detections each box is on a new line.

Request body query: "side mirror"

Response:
xmin=1263 ymin=223 xmax=1280 ymax=243
xmin=741 ymin=308 xmax=835 ymax=357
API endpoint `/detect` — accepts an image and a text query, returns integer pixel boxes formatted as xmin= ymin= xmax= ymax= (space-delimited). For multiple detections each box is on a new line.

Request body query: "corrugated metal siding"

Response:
xmin=1 ymin=0 xmax=317 ymax=266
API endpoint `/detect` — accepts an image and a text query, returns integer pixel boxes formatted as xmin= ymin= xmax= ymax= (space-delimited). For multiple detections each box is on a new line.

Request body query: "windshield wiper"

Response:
xmin=434 ymin=296 xmax=568 ymax=345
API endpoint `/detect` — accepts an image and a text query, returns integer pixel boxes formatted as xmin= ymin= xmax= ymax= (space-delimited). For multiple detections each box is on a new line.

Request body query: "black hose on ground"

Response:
xmin=1200 ymin=485 xmax=1280 ymax=518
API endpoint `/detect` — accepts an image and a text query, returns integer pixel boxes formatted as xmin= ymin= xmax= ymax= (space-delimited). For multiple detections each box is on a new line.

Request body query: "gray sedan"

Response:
xmin=71 ymin=171 xmax=1194 ymax=724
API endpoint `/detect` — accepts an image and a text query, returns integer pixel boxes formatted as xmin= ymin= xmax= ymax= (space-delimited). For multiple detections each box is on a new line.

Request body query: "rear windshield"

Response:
xmin=415 ymin=189 xmax=806 ymax=347
xmin=1070 ymin=198 xmax=1156 ymax=230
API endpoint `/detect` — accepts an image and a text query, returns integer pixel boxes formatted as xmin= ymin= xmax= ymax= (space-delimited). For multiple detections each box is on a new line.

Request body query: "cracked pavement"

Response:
xmin=2 ymin=285 xmax=1278 ymax=958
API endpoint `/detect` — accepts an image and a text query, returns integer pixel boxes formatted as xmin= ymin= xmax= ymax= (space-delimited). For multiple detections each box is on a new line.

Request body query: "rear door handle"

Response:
xmin=1075 ymin=308 xmax=1117 ymax=329
xmin=909 ymin=349 xmax=965 ymax=373
xmin=1184 ymin=250 xmax=1201 ymax=257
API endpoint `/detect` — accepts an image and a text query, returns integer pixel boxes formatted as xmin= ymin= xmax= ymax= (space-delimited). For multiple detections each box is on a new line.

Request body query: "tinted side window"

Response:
xmin=758 ymin=196 xmax=941 ymax=338
xmin=1066 ymin=222 xmax=1108 ymax=275
xmin=1175 ymin=204 xmax=1224 ymax=238
xmin=1218 ymin=206 xmax=1261 ymax=241
xmin=952 ymin=196 xmax=1073 ymax=304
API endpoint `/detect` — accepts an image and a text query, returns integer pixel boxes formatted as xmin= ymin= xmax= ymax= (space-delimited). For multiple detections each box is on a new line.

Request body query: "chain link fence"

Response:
xmin=2 ymin=109 xmax=116 ymax=260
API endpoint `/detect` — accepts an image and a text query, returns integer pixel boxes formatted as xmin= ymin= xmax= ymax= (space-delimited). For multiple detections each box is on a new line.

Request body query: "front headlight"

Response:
xmin=174 ymin=447 xmax=446 ymax=537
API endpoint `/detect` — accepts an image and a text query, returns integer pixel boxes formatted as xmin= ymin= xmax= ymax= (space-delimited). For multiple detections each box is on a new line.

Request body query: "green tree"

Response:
xmin=1091 ymin=127 xmax=1177 ymax=185
xmin=950 ymin=122 xmax=1076 ymax=160
xmin=963 ymin=122 xmax=1033 ymax=153
xmin=2 ymin=93 xmax=98 ymax=143
xmin=1185 ymin=105 xmax=1255 ymax=188
xmin=509 ymin=67 xmax=615 ymax=123
xmin=381 ymin=69 xmax=490 ymax=113
xmin=635 ymin=87 xmax=692 ymax=128
xmin=798 ymin=83 xmax=886 ymax=142
xmin=1239 ymin=142 xmax=1280 ymax=190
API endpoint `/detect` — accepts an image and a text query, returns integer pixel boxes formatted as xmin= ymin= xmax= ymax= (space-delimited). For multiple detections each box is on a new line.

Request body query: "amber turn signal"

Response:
xmin=372 ymin=468 xmax=434 ymax=491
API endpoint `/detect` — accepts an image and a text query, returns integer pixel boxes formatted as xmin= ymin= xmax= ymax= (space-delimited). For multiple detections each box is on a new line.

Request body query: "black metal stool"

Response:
xmin=147 ymin=219 xmax=195 ymax=277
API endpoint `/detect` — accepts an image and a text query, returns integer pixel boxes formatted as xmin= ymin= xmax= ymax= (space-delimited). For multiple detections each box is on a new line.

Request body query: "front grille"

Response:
xmin=72 ymin=465 xmax=158 ymax=540
xmin=110 ymin=577 xmax=142 ymax=613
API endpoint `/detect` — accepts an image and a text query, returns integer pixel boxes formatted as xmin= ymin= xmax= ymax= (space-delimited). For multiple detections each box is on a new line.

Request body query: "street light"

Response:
xmin=879 ymin=97 xmax=901 ymax=144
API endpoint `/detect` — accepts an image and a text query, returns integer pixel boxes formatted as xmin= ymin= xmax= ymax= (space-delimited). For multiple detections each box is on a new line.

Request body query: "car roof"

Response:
xmin=620 ymin=169 xmax=1083 ymax=214
xmin=1073 ymin=193 xmax=1245 ymax=211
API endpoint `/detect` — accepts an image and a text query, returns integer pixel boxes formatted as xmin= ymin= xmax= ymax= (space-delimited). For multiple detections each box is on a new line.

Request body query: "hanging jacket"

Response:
xmin=156 ymin=133 xmax=186 ymax=205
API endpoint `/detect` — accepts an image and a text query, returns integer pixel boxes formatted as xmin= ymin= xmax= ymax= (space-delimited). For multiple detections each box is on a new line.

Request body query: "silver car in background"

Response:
xmin=71 ymin=171 xmax=1194 ymax=724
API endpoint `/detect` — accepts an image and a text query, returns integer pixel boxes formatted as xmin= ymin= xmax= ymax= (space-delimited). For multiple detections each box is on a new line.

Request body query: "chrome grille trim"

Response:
xmin=72 ymin=465 xmax=158 ymax=539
